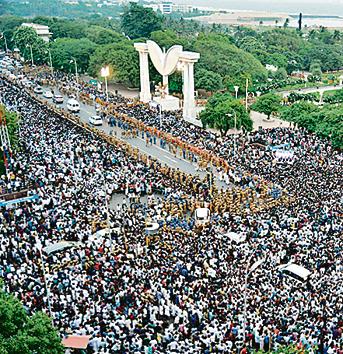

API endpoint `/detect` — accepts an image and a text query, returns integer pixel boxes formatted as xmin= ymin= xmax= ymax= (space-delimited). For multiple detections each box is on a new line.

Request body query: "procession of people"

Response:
xmin=0 ymin=70 xmax=342 ymax=354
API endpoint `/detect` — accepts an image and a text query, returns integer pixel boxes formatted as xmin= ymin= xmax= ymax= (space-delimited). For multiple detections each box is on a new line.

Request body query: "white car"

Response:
xmin=21 ymin=80 xmax=33 ymax=88
xmin=52 ymin=94 xmax=64 ymax=104
xmin=88 ymin=115 xmax=103 ymax=126
xmin=67 ymin=99 xmax=80 ymax=113
xmin=43 ymin=90 xmax=53 ymax=99
xmin=34 ymin=86 xmax=43 ymax=94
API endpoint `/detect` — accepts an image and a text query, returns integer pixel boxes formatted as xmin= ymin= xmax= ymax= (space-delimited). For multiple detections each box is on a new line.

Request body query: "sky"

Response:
xmin=173 ymin=0 xmax=343 ymax=16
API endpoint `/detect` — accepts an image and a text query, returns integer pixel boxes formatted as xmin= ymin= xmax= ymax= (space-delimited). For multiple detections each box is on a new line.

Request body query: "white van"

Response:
xmin=225 ymin=231 xmax=246 ymax=244
xmin=195 ymin=208 xmax=210 ymax=227
xmin=67 ymin=99 xmax=80 ymax=113
xmin=278 ymin=263 xmax=311 ymax=282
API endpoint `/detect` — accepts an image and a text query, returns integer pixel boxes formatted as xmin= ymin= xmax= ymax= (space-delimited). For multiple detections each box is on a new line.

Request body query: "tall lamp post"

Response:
xmin=35 ymin=236 xmax=52 ymax=318
xmin=100 ymin=65 xmax=110 ymax=102
xmin=243 ymin=255 xmax=265 ymax=343
xmin=70 ymin=58 xmax=79 ymax=83
xmin=234 ymin=85 xmax=239 ymax=99
xmin=26 ymin=44 xmax=34 ymax=66
xmin=245 ymin=78 xmax=249 ymax=110
xmin=70 ymin=58 xmax=79 ymax=97
xmin=157 ymin=104 xmax=162 ymax=130
xmin=227 ymin=111 xmax=238 ymax=156
xmin=0 ymin=32 xmax=8 ymax=53
xmin=46 ymin=49 xmax=53 ymax=75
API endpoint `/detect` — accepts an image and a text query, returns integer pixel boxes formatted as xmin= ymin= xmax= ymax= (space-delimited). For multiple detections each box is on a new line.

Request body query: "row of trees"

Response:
xmin=2 ymin=4 xmax=342 ymax=93
xmin=281 ymin=101 xmax=343 ymax=148
xmin=247 ymin=92 xmax=343 ymax=148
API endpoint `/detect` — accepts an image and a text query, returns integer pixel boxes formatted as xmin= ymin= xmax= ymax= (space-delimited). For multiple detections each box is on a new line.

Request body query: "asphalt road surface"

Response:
xmin=37 ymin=85 xmax=228 ymax=190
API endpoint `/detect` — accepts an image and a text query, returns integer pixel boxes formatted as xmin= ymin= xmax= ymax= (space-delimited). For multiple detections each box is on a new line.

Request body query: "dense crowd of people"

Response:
xmin=0 ymin=70 xmax=342 ymax=354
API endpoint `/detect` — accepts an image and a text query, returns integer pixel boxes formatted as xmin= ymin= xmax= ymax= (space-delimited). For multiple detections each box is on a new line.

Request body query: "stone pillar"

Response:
xmin=134 ymin=43 xmax=151 ymax=103
xmin=163 ymin=75 xmax=169 ymax=95
xmin=182 ymin=63 xmax=189 ymax=118
xmin=188 ymin=62 xmax=195 ymax=119
xmin=179 ymin=51 xmax=200 ymax=121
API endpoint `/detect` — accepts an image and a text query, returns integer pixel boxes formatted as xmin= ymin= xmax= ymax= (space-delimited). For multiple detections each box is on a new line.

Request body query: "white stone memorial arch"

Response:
xmin=134 ymin=41 xmax=200 ymax=121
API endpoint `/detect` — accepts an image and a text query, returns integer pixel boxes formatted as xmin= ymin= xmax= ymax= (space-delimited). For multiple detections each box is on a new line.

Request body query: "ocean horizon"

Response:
xmin=173 ymin=0 xmax=343 ymax=17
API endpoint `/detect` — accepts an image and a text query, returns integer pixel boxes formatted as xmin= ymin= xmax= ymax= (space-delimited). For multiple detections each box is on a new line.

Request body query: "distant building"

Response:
xmin=144 ymin=1 xmax=193 ymax=14
xmin=265 ymin=64 xmax=278 ymax=72
xmin=172 ymin=3 xmax=193 ymax=13
xmin=21 ymin=23 xmax=52 ymax=43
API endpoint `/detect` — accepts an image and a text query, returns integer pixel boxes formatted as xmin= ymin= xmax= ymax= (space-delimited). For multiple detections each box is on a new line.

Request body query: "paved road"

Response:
xmin=279 ymin=84 xmax=343 ymax=97
xmin=37 ymin=86 xmax=228 ymax=190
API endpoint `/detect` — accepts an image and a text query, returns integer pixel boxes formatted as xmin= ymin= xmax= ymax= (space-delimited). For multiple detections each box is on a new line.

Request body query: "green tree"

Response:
xmin=121 ymin=3 xmax=162 ymax=39
xmin=195 ymin=69 xmax=223 ymax=92
xmin=85 ymin=25 xmax=125 ymax=45
xmin=273 ymin=67 xmax=288 ymax=81
xmin=251 ymin=93 xmax=281 ymax=119
xmin=0 ymin=281 xmax=63 ymax=354
xmin=50 ymin=37 xmax=96 ymax=73
xmin=200 ymin=93 xmax=252 ymax=135
xmin=12 ymin=26 xmax=48 ymax=64
xmin=280 ymin=101 xmax=317 ymax=123
xmin=88 ymin=41 xmax=139 ymax=87
xmin=0 ymin=16 xmax=24 ymax=50
xmin=194 ymin=33 xmax=267 ymax=87
xmin=150 ymin=30 xmax=187 ymax=49
xmin=309 ymin=61 xmax=322 ymax=81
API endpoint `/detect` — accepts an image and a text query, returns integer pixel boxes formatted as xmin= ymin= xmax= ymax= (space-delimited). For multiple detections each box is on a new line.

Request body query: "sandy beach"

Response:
xmin=188 ymin=9 xmax=343 ymax=28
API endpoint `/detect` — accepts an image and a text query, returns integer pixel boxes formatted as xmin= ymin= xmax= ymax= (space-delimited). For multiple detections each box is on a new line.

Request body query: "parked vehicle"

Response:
xmin=195 ymin=208 xmax=210 ymax=227
xmin=88 ymin=115 xmax=103 ymax=126
xmin=52 ymin=94 xmax=64 ymax=104
xmin=66 ymin=99 xmax=80 ymax=113
xmin=34 ymin=86 xmax=43 ymax=94
xmin=43 ymin=90 xmax=53 ymax=99
xmin=278 ymin=263 xmax=312 ymax=282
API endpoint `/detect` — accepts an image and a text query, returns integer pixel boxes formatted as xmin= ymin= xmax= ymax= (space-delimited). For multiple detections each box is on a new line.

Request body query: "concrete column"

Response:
xmin=162 ymin=75 xmax=169 ymax=95
xmin=188 ymin=62 xmax=195 ymax=119
xmin=134 ymin=43 xmax=151 ymax=103
xmin=180 ymin=51 xmax=200 ymax=121
xmin=182 ymin=62 xmax=189 ymax=119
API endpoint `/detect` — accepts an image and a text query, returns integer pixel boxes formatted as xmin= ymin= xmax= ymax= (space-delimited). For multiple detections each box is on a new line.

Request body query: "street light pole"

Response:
xmin=226 ymin=112 xmax=237 ymax=156
xmin=27 ymin=44 xmax=34 ymax=66
xmin=159 ymin=104 xmax=162 ymax=130
xmin=47 ymin=49 xmax=53 ymax=75
xmin=245 ymin=78 xmax=249 ymax=110
xmin=104 ymin=75 xmax=108 ymax=102
xmin=234 ymin=85 xmax=239 ymax=99
xmin=100 ymin=66 xmax=110 ymax=102
xmin=234 ymin=111 xmax=237 ymax=156
xmin=0 ymin=33 xmax=8 ymax=53
xmin=71 ymin=58 xmax=79 ymax=97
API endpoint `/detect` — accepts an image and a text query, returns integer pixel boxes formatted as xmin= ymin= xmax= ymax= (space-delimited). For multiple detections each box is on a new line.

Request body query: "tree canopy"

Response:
xmin=0 ymin=281 xmax=63 ymax=354
xmin=50 ymin=37 xmax=96 ymax=73
xmin=88 ymin=41 xmax=139 ymax=87
xmin=251 ymin=93 xmax=281 ymax=119
xmin=200 ymin=93 xmax=253 ymax=135
xmin=13 ymin=26 xmax=48 ymax=64
xmin=121 ymin=3 xmax=163 ymax=39
xmin=281 ymin=102 xmax=343 ymax=148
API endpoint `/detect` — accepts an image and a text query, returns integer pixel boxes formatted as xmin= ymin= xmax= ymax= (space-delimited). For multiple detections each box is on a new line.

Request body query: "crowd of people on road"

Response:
xmin=0 ymin=70 xmax=342 ymax=354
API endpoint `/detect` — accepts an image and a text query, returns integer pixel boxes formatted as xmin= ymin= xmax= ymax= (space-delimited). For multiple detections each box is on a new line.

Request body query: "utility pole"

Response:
xmin=47 ymin=49 xmax=53 ymax=75
xmin=245 ymin=78 xmax=249 ymax=110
